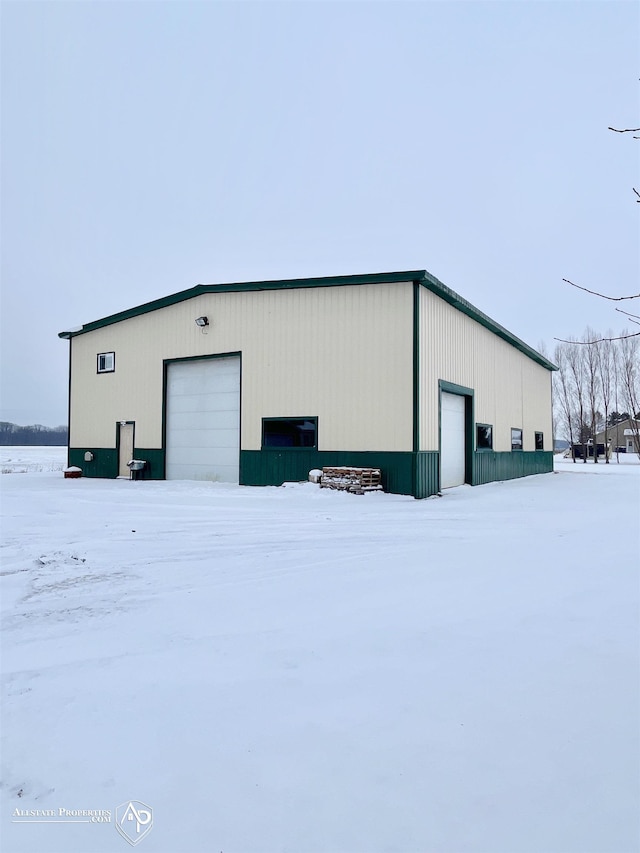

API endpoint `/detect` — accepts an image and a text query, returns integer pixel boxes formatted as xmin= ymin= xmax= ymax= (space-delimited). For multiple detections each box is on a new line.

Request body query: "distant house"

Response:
xmin=594 ymin=419 xmax=640 ymax=454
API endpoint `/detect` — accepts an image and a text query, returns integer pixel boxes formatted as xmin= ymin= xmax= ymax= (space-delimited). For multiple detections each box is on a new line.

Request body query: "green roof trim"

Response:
xmin=57 ymin=271 xmax=422 ymax=339
xmin=58 ymin=268 xmax=557 ymax=371
xmin=418 ymin=270 xmax=557 ymax=371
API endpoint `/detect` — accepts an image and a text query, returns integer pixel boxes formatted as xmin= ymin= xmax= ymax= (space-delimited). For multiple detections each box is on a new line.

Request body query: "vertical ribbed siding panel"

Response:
xmin=419 ymin=289 xmax=553 ymax=452
xmin=235 ymin=283 xmax=414 ymax=451
xmin=414 ymin=452 xmax=440 ymax=498
xmin=473 ymin=451 xmax=553 ymax=483
xmin=240 ymin=450 xmax=415 ymax=495
xmin=69 ymin=282 xmax=415 ymax=453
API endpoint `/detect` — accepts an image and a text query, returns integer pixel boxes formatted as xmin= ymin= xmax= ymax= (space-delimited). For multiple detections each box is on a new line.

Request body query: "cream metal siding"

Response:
xmin=419 ymin=288 xmax=553 ymax=451
xmin=69 ymin=283 xmax=414 ymax=452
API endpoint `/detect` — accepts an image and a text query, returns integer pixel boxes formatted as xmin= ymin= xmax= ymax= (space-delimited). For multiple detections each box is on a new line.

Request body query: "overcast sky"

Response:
xmin=1 ymin=1 xmax=638 ymax=427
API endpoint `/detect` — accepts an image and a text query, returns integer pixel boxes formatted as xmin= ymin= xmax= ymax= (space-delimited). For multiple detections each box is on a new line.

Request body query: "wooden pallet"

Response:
xmin=319 ymin=466 xmax=382 ymax=495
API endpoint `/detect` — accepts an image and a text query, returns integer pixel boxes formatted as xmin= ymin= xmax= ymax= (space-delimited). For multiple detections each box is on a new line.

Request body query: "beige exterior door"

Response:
xmin=118 ymin=422 xmax=134 ymax=477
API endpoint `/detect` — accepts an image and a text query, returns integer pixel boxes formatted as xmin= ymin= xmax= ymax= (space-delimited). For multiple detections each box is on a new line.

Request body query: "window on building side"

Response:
xmin=262 ymin=418 xmax=317 ymax=448
xmin=476 ymin=424 xmax=493 ymax=451
xmin=535 ymin=431 xmax=544 ymax=450
xmin=511 ymin=428 xmax=523 ymax=451
xmin=97 ymin=352 xmax=115 ymax=373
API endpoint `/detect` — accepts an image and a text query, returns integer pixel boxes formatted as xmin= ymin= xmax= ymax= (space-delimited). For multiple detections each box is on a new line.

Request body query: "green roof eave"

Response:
xmin=417 ymin=270 xmax=558 ymax=371
xmin=57 ymin=267 xmax=557 ymax=371
xmin=57 ymin=270 xmax=424 ymax=339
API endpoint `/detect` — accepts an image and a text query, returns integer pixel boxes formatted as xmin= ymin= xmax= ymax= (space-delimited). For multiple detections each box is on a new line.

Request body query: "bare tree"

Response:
xmin=613 ymin=342 xmax=621 ymax=462
xmin=583 ymin=329 xmax=602 ymax=461
xmin=596 ymin=335 xmax=615 ymax=462
xmin=566 ymin=342 xmax=589 ymax=462
xmin=618 ymin=333 xmax=640 ymax=458
xmin=556 ymin=286 xmax=640 ymax=345
xmin=558 ymin=120 xmax=639 ymax=339
xmin=554 ymin=327 xmax=639 ymax=462
xmin=553 ymin=343 xmax=578 ymax=461
xmin=608 ymin=124 xmax=640 ymax=202
xmin=562 ymin=280 xmax=640 ymax=303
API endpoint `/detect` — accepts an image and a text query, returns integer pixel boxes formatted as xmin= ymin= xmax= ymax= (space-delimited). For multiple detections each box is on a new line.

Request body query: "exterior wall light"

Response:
xmin=195 ymin=316 xmax=209 ymax=327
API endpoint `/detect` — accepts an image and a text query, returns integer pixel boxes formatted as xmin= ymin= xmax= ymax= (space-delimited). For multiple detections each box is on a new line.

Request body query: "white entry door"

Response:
xmin=440 ymin=392 xmax=466 ymax=489
xmin=118 ymin=422 xmax=134 ymax=477
xmin=166 ymin=356 xmax=240 ymax=482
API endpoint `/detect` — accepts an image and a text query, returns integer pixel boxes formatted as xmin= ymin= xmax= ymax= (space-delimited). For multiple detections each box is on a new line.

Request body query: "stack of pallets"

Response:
xmin=319 ymin=466 xmax=383 ymax=495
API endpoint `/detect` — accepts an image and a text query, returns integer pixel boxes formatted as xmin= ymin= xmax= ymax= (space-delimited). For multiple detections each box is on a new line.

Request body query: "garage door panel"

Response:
xmin=168 ymin=361 xmax=238 ymax=388
xmin=168 ymin=462 xmax=239 ymax=482
xmin=170 ymin=393 xmax=240 ymax=415
xmin=166 ymin=356 xmax=240 ymax=482
xmin=168 ymin=409 xmax=240 ymax=431
xmin=168 ymin=446 xmax=240 ymax=466
xmin=168 ymin=429 xmax=240 ymax=452
xmin=169 ymin=375 xmax=240 ymax=397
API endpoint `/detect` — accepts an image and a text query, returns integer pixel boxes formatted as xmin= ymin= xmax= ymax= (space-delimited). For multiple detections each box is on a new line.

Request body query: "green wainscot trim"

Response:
xmin=70 ymin=447 xmax=552 ymax=492
xmin=241 ymin=450 xmax=417 ymax=496
xmin=68 ymin=447 xmax=165 ymax=479
xmin=68 ymin=448 xmax=117 ymax=478
xmin=413 ymin=452 xmax=440 ymax=498
xmin=472 ymin=450 xmax=553 ymax=485
xmin=134 ymin=449 xmax=165 ymax=480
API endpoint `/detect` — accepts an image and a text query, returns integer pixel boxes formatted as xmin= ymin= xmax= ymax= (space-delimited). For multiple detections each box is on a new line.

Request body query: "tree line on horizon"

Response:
xmin=0 ymin=422 xmax=68 ymax=446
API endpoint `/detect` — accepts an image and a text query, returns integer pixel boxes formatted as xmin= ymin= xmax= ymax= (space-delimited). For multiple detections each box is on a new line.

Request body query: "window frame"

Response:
xmin=511 ymin=427 xmax=523 ymax=451
xmin=261 ymin=417 xmax=318 ymax=450
xmin=534 ymin=431 xmax=544 ymax=451
xmin=476 ymin=423 xmax=493 ymax=451
xmin=97 ymin=352 xmax=115 ymax=374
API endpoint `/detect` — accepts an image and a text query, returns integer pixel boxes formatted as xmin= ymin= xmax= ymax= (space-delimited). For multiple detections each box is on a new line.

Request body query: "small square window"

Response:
xmin=97 ymin=352 xmax=115 ymax=373
xmin=262 ymin=418 xmax=317 ymax=448
xmin=511 ymin=428 xmax=523 ymax=451
xmin=476 ymin=424 xmax=493 ymax=451
xmin=535 ymin=431 xmax=544 ymax=451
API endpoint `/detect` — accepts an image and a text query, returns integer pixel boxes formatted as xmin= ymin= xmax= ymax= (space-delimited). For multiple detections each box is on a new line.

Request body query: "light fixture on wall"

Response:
xmin=195 ymin=316 xmax=209 ymax=327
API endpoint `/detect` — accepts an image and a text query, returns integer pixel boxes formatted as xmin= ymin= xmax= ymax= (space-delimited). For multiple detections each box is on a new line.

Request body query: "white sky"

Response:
xmin=1 ymin=1 xmax=638 ymax=426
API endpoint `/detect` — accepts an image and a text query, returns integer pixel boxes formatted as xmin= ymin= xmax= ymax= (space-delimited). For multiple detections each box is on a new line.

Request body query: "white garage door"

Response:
xmin=166 ymin=356 xmax=240 ymax=482
xmin=441 ymin=392 xmax=466 ymax=489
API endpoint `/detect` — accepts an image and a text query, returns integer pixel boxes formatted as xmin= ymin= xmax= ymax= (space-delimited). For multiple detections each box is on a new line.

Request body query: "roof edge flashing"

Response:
xmin=56 ymin=268 xmax=557 ymax=371
xmin=419 ymin=272 xmax=557 ymax=372
xmin=56 ymin=272 xmax=423 ymax=339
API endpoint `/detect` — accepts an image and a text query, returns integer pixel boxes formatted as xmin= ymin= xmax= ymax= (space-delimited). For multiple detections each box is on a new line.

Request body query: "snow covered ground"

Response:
xmin=1 ymin=446 xmax=67 ymax=475
xmin=1 ymin=454 xmax=638 ymax=853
